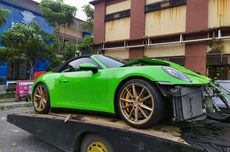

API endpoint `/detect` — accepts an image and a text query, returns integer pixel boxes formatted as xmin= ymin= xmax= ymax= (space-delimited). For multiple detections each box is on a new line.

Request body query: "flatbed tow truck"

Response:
xmin=7 ymin=112 xmax=230 ymax=152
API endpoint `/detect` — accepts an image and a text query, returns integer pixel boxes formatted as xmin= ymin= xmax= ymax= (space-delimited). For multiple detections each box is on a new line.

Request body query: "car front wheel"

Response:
xmin=117 ymin=79 xmax=165 ymax=128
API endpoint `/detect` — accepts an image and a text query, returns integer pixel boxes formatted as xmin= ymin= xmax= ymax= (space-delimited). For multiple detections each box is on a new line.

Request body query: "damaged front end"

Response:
xmin=157 ymin=83 xmax=230 ymax=122
xmin=123 ymin=57 xmax=230 ymax=122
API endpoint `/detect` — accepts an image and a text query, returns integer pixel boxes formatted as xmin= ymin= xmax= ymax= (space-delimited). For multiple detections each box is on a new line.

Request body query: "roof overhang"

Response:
xmin=1 ymin=0 xmax=41 ymax=15
xmin=90 ymin=0 xmax=106 ymax=5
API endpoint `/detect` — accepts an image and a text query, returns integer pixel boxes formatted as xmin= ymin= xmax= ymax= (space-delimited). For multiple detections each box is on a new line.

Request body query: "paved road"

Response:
xmin=0 ymin=107 xmax=63 ymax=152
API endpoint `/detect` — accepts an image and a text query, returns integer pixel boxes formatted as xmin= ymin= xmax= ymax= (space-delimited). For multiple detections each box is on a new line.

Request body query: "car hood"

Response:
xmin=122 ymin=58 xmax=211 ymax=82
xmin=122 ymin=58 xmax=170 ymax=67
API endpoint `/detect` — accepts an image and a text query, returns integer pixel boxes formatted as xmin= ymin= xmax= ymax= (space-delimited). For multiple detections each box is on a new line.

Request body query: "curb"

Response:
xmin=0 ymin=98 xmax=16 ymax=103
xmin=0 ymin=102 xmax=33 ymax=111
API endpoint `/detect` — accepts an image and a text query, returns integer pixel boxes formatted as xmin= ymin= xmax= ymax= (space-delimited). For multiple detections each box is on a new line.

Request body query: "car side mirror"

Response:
xmin=79 ymin=63 xmax=98 ymax=74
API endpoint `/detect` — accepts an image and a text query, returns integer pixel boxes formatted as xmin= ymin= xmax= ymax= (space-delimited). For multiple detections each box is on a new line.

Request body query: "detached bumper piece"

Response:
xmin=171 ymin=86 xmax=205 ymax=121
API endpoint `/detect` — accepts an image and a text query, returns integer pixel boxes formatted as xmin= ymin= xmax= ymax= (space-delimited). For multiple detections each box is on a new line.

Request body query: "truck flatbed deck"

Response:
xmin=7 ymin=112 xmax=230 ymax=152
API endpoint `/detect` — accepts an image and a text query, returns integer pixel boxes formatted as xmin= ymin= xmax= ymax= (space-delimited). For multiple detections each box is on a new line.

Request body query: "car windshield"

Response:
xmin=218 ymin=82 xmax=230 ymax=93
xmin=95 ymin=55 xmax=125 ymax=68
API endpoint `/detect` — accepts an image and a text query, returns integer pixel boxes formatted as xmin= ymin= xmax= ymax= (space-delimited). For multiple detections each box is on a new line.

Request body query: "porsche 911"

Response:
xmin=32 ymin=55 xmax=230 ymax=128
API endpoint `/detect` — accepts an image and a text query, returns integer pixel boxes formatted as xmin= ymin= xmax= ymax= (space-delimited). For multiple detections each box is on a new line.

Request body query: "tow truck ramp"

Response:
xmin=7 ymin=113 xmax=230 ymax=152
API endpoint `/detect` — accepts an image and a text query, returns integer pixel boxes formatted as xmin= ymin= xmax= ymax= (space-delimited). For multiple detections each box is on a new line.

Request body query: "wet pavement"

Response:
xmin=0 ymin=107 xmax=63 ymax=152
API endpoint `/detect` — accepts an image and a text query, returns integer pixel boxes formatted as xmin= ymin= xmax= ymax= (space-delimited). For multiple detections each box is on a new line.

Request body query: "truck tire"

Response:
xmin=80 ymin=134 xmax=114 ymax=152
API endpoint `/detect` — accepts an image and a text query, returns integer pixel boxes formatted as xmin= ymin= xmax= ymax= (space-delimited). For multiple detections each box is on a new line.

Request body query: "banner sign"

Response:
xmin=16 ymin=80 xmax=34 ymax=101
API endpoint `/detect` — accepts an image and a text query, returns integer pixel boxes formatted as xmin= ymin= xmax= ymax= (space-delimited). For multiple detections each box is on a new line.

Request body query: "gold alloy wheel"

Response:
xmin=119 ymin=83 xmax=154 ymax=125
xmin=33 ymin=85 xmax=48 ymax=112
xmin=87 ymin=141 xmax=108 ymax=152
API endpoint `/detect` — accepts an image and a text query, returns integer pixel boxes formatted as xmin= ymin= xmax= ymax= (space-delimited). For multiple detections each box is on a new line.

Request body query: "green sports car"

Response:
xmin=32 ymin=55 xmax=230 ymax=128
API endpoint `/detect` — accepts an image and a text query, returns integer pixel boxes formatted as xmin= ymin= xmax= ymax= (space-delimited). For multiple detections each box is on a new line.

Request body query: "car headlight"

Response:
xmin=163 ymin=66 xmax=191 ymax=82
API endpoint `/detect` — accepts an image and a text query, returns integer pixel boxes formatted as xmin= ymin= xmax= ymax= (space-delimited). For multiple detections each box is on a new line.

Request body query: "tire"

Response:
xmin=32 ymin=83 xmax=50 ymax=114
xmin=116 ymin=79 xmax=165 ymax=129
xmin=80 ymin=134 xmax=114 ymax=152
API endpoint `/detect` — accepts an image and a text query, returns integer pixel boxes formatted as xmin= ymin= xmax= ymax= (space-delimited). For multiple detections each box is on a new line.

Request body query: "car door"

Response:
xmin=56 ymin=57 xmax=108 ymax=111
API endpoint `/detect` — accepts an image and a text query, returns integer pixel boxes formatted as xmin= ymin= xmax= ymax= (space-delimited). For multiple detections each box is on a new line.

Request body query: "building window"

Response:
xmin=145 ymin=0 xmax=186 ymax=13
xmin=105 ymin=10 xmax=130 ymax=21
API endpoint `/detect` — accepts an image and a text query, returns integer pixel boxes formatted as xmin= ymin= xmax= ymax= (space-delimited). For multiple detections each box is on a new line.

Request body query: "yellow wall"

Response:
xmin=146 ymin=0 xmax=163 ymax=5
xmin=209 ymin=0 xmax=230 ymax=28
xmin=224 ymin=40 xmax=230 ymax=54
xmin=60 ymin=25 xmax=82 ymax=39
xmin=104 ymin=49 xmax=129 ymax=59
xmin=106 ymin=0 xmax=131 ymax=14
xmin=145 ymin=6 xmax=186 ymax=37
xmin=105 ymin=17 xmax=130 ymax=41
xmin=144 ymin=44 xmax=185 ymax=58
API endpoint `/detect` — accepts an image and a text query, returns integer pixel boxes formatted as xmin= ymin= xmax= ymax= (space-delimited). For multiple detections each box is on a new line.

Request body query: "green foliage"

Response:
xmin=40 ymin=0 xmax=77 ymax=54
xmin=0 ymin=21 xmax=55 ymax=79
xmin=0 ymin=48 xmax=9 ymax=64
xmin=77 ymin=36 xmax=93 ymax=55
xmin=82 ymin=4 xmax=94 ymax=33
xmin=0 ymin=8 xmax=10 ymax=27
xmin=63 ymin=41 xmax=77 ymax=60
xmin=0 ymin=77 xmax=6 ymax=84
xmin=47 ymin=56 xmax=62 ymax=71
xmin=40 ymin=0 xmax=77 ymax=29
xmin=0 ymin=93 xmax=15 ymax=99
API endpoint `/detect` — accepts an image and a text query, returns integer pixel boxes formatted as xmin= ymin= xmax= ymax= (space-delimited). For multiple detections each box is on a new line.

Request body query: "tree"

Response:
xmin=63 ymin=41 xmax=77 ymax=60
xmin=0 ymin=8 xmax=10 ymax=64
xmin=46 ymin=42 xmax=62 ymax=71
xmin=1 ymin=21 xmax=54 ymax=79
xmin=40 ymin=0 xmax=77 ymax=28
xmin=82 ymin=4 xmax=94 ymax=33
xmin=77 ymin=36 xmax=93 ymax=55
xmin=80 ymin=5 xmax=94 ymax=55
xmin=0 ymin=47 xmax=14 ymax=64
xmin=0 ymin=8 xmax=10 ymax=27
xmin=40 ymin=0 xmax=77 ymax=53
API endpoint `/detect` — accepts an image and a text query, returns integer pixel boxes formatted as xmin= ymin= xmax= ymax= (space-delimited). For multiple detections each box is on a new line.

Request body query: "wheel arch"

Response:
xmin=32 ymin=81 xmax=51 ymax=105
xmin=113 ymin=76 xmax=156 ymax=114
xmin=32 ymin=81 xmax=50 ymax=96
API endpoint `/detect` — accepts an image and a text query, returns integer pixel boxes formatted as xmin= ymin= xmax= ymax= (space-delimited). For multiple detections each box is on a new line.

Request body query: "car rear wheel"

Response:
xmin=32 ymin=83 xmax=50 ymax=114
xmin=117 ymin=79 xmax=165 ymax=128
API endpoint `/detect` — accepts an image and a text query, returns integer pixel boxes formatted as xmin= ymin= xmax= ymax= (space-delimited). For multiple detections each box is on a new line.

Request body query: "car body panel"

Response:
xmin=123 ymin=58 xmax=210 ymax=82
xmin=34 ymin=70 xmax=112 ymax=113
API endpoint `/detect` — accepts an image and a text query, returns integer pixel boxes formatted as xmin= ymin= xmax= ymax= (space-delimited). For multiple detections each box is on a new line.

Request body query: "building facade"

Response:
xmin=91 ymin=0 xmax=230 ymax=80
xmin=0 ymin=0 xmax=90 ymax=82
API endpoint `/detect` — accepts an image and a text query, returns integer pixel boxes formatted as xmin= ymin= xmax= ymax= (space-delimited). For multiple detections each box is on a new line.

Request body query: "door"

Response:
xmin=56 ymin=57 xmax=108 ymax=111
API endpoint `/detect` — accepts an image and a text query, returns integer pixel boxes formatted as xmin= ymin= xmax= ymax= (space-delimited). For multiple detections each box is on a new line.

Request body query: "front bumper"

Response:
xmin=158 ymin=84 xmax=206 ymax=121
xmin=171 ymin=86 xmax=205 ymax=121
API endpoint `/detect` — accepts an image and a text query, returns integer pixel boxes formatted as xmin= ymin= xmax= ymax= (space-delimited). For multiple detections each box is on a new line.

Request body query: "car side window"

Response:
xmin=61 ymin=58 xmax=100 ymax=72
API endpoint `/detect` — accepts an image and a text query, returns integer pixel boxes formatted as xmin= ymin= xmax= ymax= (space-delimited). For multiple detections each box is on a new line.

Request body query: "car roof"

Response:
xmin=52 ymin=54 xmax=92 ymax=72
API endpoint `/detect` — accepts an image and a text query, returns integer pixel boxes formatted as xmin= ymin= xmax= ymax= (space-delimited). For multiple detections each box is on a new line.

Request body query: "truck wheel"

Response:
xmin=80 ymin=134 xmax=113 ymax=152
xmin=32 ymin=83 xmax=50 ymax=114
xmin=117 ymin=79 xmax=165 ymax=129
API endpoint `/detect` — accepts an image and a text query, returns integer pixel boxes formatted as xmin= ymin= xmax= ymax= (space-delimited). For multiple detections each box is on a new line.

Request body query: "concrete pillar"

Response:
xmin=129 ymin=0 xmax=145 ymax=60
xmin=185 ymin=0 xmax=209 ymax=74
